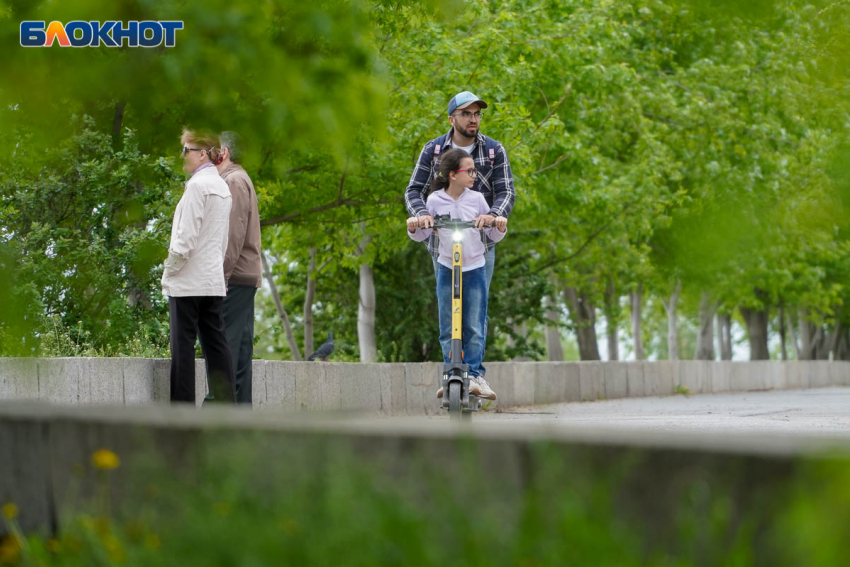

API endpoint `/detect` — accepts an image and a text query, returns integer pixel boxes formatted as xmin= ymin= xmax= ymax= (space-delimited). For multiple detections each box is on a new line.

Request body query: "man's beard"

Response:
xmin=456 ymin=123 xmax=478 ymax=139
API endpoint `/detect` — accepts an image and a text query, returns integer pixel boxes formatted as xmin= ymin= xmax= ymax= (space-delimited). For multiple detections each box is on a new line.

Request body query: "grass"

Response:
xmin=3 ymin=437 xmax=850 ymax=566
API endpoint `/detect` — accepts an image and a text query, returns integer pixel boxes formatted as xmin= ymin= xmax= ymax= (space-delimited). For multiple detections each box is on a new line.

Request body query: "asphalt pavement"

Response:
xmin=473 ymin=387 xmax=850 ymax=437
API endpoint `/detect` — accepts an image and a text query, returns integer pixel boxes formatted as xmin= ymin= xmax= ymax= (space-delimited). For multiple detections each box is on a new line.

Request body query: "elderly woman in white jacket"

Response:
xmin=162 ymin=130 xmax=236 ymax=404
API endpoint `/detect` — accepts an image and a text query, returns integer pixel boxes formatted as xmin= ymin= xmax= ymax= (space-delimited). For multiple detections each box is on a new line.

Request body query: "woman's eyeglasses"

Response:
xmin=454 ymin=168 xmax=477 ymax=177
xmin=181 ymin=147 xmax=204 ymax=157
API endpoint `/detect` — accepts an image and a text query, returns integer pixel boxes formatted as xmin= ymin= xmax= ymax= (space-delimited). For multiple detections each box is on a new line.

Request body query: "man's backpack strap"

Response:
xmin=482 ymin=136 xmax=498 ymax=167
xmin=431 ymin=133 xmax=449 ymax=165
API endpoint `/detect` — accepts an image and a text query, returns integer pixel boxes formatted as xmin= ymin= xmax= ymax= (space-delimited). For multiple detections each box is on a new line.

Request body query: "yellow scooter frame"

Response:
xmin=432 ymin=215 xmax=482 ymax=421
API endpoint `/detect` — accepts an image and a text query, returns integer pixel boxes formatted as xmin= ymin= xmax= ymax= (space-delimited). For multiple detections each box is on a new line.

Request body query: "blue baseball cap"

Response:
xmin=448 ymin=91 xmax=488 ymax=116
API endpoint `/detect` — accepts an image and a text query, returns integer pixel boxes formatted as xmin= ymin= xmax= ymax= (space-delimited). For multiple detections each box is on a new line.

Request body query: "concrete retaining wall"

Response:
xmin=2 ymin=401 xmax=850 ymax=539
xmin=1 ymin=358 xmax=849 ymax=414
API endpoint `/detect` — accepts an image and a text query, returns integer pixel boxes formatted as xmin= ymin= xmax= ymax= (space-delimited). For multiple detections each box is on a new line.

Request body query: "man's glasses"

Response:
xmin=181 ymin=147 xmax=204 ymax=157
xmin=454 ymin=168 xmax=477 ymax=177
xmin=452 ymin=110 xmax=483 ymax=120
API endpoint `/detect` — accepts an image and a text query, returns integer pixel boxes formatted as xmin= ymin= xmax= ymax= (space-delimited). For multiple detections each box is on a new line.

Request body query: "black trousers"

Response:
xmin=205 ymin=285 xmax=257 ymax=404
xmin=169 ymin=295 xmax=236 ymax=404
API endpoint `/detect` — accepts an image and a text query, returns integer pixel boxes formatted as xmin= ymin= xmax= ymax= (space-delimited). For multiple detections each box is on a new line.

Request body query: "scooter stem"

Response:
xmin=451 ymin=239 xmax=463 ymax=364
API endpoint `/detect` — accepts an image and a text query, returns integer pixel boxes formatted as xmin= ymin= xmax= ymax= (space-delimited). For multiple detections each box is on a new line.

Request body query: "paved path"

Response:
xmin=472 ymin=387 xmax=850 ymax=437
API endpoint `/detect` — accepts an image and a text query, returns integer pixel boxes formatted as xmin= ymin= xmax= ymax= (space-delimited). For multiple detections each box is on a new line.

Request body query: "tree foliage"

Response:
xmin=2 ymin=0 xmax=849 ymax=360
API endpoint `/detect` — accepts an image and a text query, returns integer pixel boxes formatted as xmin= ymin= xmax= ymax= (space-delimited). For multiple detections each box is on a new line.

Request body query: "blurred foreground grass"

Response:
xmin=2 ymin=436 xmax=850 ymax=566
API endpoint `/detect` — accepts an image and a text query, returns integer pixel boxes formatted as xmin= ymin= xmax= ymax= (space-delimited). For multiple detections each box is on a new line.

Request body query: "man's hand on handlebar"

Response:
xmin=473 ymin=214 xmax=496 ymax=230
xmin=417 ymin=214 xmax=435 ymax=229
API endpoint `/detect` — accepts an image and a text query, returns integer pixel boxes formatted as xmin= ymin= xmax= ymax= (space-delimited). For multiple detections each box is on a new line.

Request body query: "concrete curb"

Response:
xmin=1 ymin=358 xmax=849 ymax=414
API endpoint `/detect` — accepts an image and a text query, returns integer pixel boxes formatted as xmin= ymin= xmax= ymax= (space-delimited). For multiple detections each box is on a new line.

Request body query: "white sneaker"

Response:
xmin=473 ymin=377 xmax=496 ymax=400
xmin=437 ymin=379 xmax=482 ymax=398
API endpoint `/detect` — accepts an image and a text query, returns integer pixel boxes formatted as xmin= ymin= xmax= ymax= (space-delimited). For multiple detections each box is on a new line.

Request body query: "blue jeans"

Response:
xmin=431 ymin=247 xmax=496 ymax=291
xmin=436 ymin=264 xmax=488 ymax=377
xmin=432 ymin=248 xmax=495 ymax=372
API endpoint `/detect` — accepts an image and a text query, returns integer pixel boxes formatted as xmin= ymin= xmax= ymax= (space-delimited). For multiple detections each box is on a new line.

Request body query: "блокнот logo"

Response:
xmin=20 ymin=21 xmax=183 ymax=47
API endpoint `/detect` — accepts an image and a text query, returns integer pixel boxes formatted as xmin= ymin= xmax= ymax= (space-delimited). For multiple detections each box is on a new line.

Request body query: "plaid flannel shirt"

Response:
xmin=404 ymin=129 xmax=516 ymax=257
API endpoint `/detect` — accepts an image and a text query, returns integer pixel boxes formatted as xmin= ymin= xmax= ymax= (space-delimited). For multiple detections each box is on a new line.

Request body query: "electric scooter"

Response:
xmin=432 ymin=214 xmax=484 ymax=422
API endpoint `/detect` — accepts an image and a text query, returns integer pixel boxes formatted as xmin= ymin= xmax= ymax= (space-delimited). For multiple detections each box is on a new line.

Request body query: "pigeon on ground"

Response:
xmin=307 ymin=332 xmax=334 ymax=361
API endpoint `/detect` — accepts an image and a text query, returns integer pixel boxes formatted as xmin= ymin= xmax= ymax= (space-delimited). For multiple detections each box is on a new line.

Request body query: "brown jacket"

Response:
xmin=221 ymin=163 xmax=262 ymax=288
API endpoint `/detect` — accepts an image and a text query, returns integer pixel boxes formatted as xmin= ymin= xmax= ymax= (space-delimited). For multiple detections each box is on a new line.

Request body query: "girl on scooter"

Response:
xmin=406 ymin=148 xmax=507 ymax=401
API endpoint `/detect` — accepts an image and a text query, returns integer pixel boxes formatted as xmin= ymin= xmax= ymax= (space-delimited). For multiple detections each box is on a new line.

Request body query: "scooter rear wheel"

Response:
xmin=448 ymin=382 xmax=462 ymax=421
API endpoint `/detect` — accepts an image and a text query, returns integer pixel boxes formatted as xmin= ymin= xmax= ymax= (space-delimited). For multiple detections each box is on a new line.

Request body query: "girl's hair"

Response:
xmin=428 ymin=148 xmax=472 ymax=193
xmin=181 ymin=128 xmax=220 ymax=162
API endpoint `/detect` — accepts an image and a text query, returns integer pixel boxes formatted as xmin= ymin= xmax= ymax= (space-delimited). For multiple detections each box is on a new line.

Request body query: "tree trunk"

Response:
xmin=813 ymin=326 xmax=829 ymax=360
xmin=778 ymin=304 xmax=788 ymax=361
xmin=544 ymin=295 xmax=564 ymax=362
xmin=828 ymin=323 xmax=842 ymax=361
xmin=262 ymin=253 xmax=302 ymax=361
xmin=604 ymin=279 xmax=619 ymax=361
xmin=303 ymin=247 xmax=317 ymax=357
xmin=838 ymin=328 xmax=850 ymax=361
xmin=788 ymin=309 xmax=801 ymax=360
xmin=356 ymin=233 xmax=377 ymax=363
xmin=717 ymin=313 xmax=733 ymax=360
xmin=798 ymin=309 xmax=814 ymax=360
xmin=740 ymin=306 xmax=770 ymax=360
xmin=661 ymin=279 xmax=681 ymax=361
xmin=696 ymin=293 xmax=716 ymax=360
xmin=630 ymin=283 xmax=644 ymax=360
xmin=607 ymin=317 xmax=619 ymax=361
xmin=358 ymin=263 xmax=377 ymax=362
xmin=563 ymin=286 xmax=600 ymax=361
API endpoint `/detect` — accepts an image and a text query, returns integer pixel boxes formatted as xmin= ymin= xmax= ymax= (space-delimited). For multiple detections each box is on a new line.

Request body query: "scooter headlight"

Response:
xmin=452 ymin=231 xmax=463 ymax=242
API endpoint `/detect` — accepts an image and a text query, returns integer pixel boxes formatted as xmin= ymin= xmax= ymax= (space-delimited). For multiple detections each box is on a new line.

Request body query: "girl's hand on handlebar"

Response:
xmin=406 ymin=217 xmax=420 ymax=233
xmin=494 ymin=216 xmax=507 ymax=232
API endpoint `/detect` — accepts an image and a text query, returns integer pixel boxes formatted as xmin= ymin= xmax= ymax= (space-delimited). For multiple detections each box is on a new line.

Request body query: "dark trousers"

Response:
xmin=205 ymin=285 xmax=256 ymax=404
xmin=169 ymin=295 xmax=235 ymax=404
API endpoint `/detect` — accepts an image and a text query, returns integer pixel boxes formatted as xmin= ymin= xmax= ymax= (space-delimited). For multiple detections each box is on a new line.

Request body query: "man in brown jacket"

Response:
xmin=211 ymin=131 xmax=262 ymax=404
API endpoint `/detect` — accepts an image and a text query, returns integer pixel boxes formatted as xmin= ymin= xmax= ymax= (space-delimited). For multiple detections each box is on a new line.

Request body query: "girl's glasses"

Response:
xmin=454 ymin=168 xmax=477 ymax=177
xmin=181 ymin=147 xmax=204 ymax=157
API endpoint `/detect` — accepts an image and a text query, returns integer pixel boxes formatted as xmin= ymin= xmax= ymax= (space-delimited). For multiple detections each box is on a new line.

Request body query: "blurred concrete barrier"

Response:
xmin=2 ymin=400 xmax=850 ymax=539
xmin=1 ymin=358 xmax=849 ymax=414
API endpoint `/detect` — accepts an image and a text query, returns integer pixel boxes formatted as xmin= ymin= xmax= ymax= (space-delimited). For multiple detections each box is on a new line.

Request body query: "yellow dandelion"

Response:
xmin=91 ymin=449 xmax=120 ymax=470
xmin=0 ymin=504 xmax=17 ymax=520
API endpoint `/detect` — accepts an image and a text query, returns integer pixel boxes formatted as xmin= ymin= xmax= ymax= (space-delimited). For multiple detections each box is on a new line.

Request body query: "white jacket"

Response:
xmin=161 ymin=167 xmax=232 ymax=297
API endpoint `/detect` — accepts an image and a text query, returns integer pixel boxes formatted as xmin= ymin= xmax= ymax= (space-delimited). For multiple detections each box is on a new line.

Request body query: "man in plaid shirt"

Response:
xmin=404 ymin=91 xmax=516 ymax=290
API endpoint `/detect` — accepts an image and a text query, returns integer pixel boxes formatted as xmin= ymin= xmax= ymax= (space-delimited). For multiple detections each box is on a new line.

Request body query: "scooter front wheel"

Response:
xmin=448 ymin=382 xmax=462 ymax=421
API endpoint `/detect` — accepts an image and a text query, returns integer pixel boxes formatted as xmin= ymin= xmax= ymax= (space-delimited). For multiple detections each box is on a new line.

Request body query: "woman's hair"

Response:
xmin=181 ymin=128 xmax=220 ymax=162
xmin=428 ymin=148 xmax=472 ymax=193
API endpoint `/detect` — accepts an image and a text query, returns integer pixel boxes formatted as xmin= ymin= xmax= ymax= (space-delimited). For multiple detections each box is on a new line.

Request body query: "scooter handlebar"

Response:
xmin=431 ymin=215 xmax=480 ymax=231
